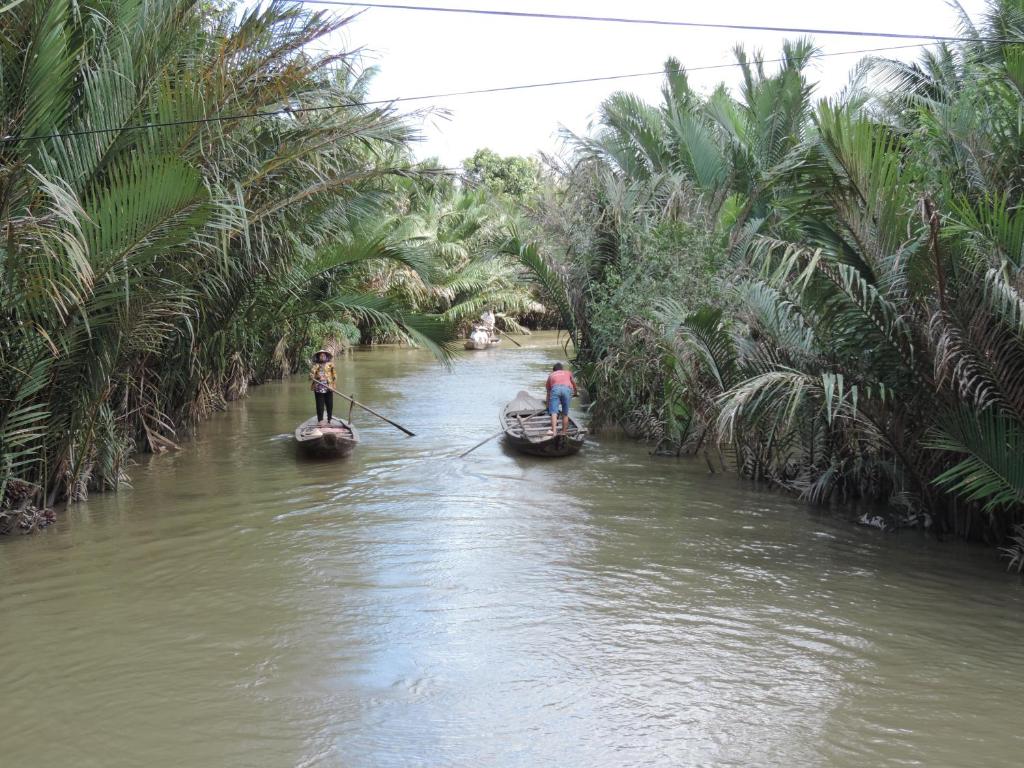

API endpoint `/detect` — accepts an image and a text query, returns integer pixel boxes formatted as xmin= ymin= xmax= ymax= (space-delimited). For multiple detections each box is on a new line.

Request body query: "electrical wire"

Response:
xmin=0 ymin=42 xmax=935 ymax=145
xmin=298 ymin=1 xmax=1005 ymax=44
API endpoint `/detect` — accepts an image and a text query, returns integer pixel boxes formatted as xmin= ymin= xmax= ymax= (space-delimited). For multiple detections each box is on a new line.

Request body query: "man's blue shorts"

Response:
xmin=548 ymin=385 xmax=572 ymax=415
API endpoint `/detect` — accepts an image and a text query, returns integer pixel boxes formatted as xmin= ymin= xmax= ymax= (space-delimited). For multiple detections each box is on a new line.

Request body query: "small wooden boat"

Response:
xmin=500 ymin=390 xmax=585 ymax=457
xmin=294 ymin=416 xmax=359 ymax=457
xmin=464 ymin=336 xmax=500 ymax=350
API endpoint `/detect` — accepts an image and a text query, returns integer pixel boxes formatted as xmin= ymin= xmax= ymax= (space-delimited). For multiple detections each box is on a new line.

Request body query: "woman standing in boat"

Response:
xmin=545 ymin=362 xmax=578 ymax=436
xmin=310 ymin=349 xmax=337 ymax=425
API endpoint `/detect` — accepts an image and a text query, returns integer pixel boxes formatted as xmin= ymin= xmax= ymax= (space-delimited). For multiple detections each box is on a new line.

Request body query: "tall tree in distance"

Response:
xmin=462 ymin=148 xmax=541 ymax=200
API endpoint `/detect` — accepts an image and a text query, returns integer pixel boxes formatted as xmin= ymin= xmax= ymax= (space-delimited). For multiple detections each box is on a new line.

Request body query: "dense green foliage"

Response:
xmin=463 ymin=148 xmax=541 ymax=200
xmin=0 ymin=0 xmax=525 ymax=528
xmin=527 ymin=2 xmax=1024 ymax=544
xmin=352 ymin=177 xmax=544 ymax=335
xmin=5 ymin=0 xmax=1023 ymax=554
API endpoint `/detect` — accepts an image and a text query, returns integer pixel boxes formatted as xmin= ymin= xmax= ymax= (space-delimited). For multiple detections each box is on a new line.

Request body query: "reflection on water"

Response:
xmin=1 ymin=333 xmax=1023 ymax=767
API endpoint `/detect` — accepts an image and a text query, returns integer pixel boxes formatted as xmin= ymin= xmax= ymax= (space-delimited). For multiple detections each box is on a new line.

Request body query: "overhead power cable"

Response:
xmin=0 ymin=42 xmax=930 ymax=145
xmin=299 ymin=1 xmax=1007 ymax=44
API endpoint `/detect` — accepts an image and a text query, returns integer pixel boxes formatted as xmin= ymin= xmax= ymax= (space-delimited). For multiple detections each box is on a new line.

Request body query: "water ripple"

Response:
xmin=2 ymin=336 xmax=1024 ymax=767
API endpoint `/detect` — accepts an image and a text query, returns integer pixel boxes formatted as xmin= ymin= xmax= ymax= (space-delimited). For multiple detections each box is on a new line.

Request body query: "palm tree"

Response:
xmin=0 ymin=0 xmax=452 ymax=513
xmin=352 ymin=183 xmax=545 ymax=336
xmin=523 ymin=4 xmax=1024 ymax=542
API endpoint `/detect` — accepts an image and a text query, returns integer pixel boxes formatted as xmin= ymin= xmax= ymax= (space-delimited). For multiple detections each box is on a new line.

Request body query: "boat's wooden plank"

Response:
xmin=506 ymin=417 xmax=581 ymax=430
xmin=509 ymin=415 xmax=583 ymax=426
xmin=517 ymin=418 xmax=580 ymax=428
xmin=509 ymin=430 xmax=583 ymax=442
xmin=519 ymin=425 xmax=581 ymax=433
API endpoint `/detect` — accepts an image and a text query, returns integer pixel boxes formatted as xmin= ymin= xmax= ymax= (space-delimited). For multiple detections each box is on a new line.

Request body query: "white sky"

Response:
xmin=308 ymin=0 xmax=990 ymax=166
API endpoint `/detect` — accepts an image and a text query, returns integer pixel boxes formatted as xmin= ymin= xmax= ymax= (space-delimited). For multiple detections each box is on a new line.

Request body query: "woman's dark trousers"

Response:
xmin=315 ymin=391 xmax=334 ymax=422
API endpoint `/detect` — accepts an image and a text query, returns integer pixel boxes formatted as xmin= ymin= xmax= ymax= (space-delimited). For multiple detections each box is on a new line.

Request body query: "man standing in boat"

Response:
xmin=545 ymin=362 xmax=578 ymax=436
xmin=480 ymin=307 xmax=497 ymax=340
xmin=310 ymin=349 xmax=337 ymax=426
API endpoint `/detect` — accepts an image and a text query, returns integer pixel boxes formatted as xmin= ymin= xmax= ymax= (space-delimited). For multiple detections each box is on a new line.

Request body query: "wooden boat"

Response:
xmin=294 ymin=416 xmax=359 ymax=457
xmin=464 ymin=336 xmax=500 ymax=350
xmin=500 ymin=390 xmax=585 ymax=457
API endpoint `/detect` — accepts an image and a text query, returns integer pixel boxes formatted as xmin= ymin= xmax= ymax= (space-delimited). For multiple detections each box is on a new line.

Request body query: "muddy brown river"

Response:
xmin=2 ymin=333 xmax=1023 ymax=767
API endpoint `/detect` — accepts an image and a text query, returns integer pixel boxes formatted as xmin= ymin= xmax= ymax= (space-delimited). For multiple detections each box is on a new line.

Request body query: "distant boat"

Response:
xmin=294 ymin=416 xmax=359 ymax=458
xmin=464 ymin=330 xmax=500 ymax=350
xmin=500 ymin=390 xmax=585 ymax=457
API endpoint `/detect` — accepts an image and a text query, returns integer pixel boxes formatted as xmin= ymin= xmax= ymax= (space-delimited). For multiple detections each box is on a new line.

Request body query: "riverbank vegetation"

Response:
xmin=522 ymin=2 xmax=1024 ymax=545
xmin=5 ymin=0 xmax=1024 ymax=554
xmin=0 ymin=0 xmax=530 ymax=530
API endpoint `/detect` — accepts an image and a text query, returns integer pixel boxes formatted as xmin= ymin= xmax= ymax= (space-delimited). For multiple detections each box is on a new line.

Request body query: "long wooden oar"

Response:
xmin=459 ymin=429 xmax=504 ymax=458
xmin=314 ymin=380 xmax=416 ymax=437
xmin=493 ymin=325 xmax=523 ymax=348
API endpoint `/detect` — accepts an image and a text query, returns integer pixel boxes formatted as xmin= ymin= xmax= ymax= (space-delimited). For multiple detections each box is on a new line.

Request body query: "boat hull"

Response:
xmin=464 ymin=338 xmax=499 ymax=350
xmin=294 ymin=416 xmax=359 ymax=458
xmin=503 ymin=432 xmax=584 ymax=457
